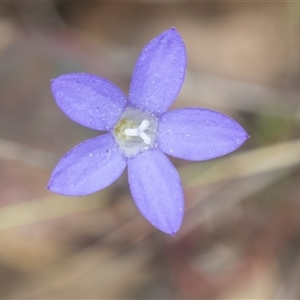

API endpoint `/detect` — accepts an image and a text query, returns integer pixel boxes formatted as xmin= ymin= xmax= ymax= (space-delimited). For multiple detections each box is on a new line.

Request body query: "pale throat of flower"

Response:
xmin=112 ymin=107 xmax=158 ymax=158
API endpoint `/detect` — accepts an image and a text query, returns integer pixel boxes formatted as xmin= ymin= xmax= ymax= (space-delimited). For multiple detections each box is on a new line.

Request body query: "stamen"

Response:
xmin=124 ymin=119 xmax=151 ymax=145
xmin=139 ymin=120 xmax=150 ymax=131
xmin=124 ymin=128 xmax=139 ymax=136
xmin=139 ymin=132 xmax=151 ymax=145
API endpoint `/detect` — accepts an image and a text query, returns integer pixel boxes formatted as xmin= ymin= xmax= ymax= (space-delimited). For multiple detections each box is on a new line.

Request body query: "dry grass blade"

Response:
xmin=181 ymin=139 xmax=300 ymax=186
xmin=0 ymin=194 xmax=108 ymax=231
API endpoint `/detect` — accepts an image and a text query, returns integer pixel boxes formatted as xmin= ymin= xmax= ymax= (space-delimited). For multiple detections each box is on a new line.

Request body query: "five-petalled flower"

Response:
xmin=48 ymin=28 xmax=249 ymax=235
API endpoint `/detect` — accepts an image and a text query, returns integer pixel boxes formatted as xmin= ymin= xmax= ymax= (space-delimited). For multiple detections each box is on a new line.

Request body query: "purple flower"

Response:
xmin=48 ymin=28 xmax=249 ymax=235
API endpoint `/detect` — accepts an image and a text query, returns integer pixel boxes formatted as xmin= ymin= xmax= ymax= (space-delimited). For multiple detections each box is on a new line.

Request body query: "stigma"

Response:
xmin=112 ymin=107 xmax=158 ymax=158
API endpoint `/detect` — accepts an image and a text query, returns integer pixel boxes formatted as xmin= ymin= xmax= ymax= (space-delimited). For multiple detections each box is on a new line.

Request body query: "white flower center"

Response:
xmin=112 ymin=107 xmax=158 ymax=158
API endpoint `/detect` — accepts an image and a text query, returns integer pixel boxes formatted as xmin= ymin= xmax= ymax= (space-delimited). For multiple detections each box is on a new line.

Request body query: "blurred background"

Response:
xmin=0 ymin=1 xmax=300 ymax=298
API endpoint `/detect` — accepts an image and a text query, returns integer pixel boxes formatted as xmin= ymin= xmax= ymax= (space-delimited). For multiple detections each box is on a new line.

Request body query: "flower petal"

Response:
xmin=128 ymin=28 xmax=186 ymax=116
xmin=158 ymin=108 xmax=249 ymax=161
xmin=128 ymin=149 xmax=184 ymax=235
xmin=48 ymin=133 xmax=126 ymax=196
xmin=51 ymin=73 xmax=127 ymax=131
